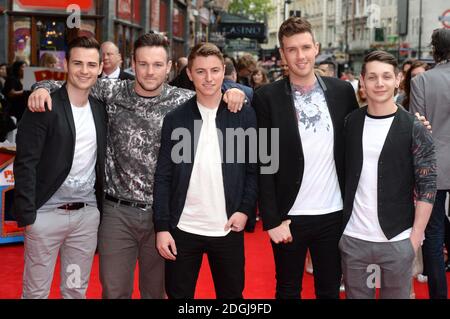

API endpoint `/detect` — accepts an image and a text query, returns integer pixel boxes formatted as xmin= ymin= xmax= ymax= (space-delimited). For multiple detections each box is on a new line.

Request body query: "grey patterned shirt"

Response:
xmin=34 ymin=80 xmax=195 ymax=204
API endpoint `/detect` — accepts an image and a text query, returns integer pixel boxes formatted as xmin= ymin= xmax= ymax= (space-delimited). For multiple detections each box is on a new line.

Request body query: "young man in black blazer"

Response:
xmin=341 ymin=50 xmax=436 ymax=298
xmin=153 ymin=43 xmax=257 ymax=298
xmin=14 ymin=37 xmax=107 ymax=298
xmin=253 ymin=17 xmax=359 ymax=299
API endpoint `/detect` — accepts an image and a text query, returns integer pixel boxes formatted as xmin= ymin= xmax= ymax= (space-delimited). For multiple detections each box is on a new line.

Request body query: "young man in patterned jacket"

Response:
xmin=27 ymin=33 xmax=246 ymax=299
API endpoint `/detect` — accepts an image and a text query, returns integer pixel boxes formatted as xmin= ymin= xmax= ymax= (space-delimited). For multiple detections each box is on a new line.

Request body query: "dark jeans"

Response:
xmin=423 ymin=190 xmax=449 ymax=299
xmin=165 ymin=227 xmax=245 ymax=299
xmin=444 ymin=199 xmax=450 ymax=268
xmin=271 ymin=211 xmax=342 ymax=299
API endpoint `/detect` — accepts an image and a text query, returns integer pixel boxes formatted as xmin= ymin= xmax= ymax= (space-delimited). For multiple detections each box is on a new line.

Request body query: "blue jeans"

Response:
xmin=422 ymin=190 xmax=449 ymax=299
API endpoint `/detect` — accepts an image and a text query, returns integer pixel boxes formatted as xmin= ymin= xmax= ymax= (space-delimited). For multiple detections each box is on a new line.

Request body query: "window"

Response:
xmin=12 ymin=17 xmax=31 ymax=65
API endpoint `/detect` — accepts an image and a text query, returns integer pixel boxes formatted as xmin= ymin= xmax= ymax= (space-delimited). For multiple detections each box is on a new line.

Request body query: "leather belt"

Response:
xmin=57 ymin=202 xmax=87 ymax=210
xmin=105 ymin=194 xmax=151 ymax=210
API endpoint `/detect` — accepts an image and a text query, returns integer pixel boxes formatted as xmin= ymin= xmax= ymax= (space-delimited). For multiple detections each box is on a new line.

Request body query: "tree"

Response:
xmin=228 ymin=0 xmax=275 ymax=22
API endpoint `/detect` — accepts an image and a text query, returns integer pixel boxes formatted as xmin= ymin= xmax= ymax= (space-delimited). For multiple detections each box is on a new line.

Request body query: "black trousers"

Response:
xmin=165 ymin=227 xmax=245 ymax=299
xmin=271 ymin=211 xmax=342 ymax=299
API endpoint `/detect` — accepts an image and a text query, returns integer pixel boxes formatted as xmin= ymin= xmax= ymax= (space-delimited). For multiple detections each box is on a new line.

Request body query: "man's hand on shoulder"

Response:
xmin=415 ymin=112 xmax=432 ymax=132
xmin=223 ymin=88 xmax=246 ymax=113
xmin=28 ymin=88 xmax=52 ymax=112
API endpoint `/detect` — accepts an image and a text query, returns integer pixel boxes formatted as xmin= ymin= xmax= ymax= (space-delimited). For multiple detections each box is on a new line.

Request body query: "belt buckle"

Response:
xmin=130 ymin=202 xmax=138 ymax=208
xmin=135 ymin=202 xmax=148 ymax=211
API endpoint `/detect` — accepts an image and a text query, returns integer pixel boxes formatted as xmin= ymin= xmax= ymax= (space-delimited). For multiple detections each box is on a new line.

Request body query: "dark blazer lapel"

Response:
xmin=318 ymin=76 xmax=339 ymax=137
xmin=189 ymin=97 xmax=202 ymax=164
xmin=353 ymin=107 xmax=366 ymax=176
xmin=60 ymin=86 xmax=76 ymax=146
xmin=318 ymin=76 xmax=336 ymax=118
xmin=282 ymin=78 xmax=303 ymax=158
xmin=88 ymin=97 xmax=103 ymax=159
xmin=215 ymin=100 xmax=228 ymax=164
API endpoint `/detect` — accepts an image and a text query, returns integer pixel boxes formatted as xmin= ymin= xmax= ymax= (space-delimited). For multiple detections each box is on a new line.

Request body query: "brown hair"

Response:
xmin=401 ymin=60 xmax=429 ymax=110
xmin=401 ymin=58 xmax=415 ymax=74
xmin=236 ymin=53 xmax=256 ymax=72
xmin=187 ymin=43 xmax=224 ymax=70
xmin=356 ymin=80 xmax=367 ymax=107
xmin=133 ymin=32 xmax=170 ymax=61
xmin=278 ymin=17 xmax=315 ymax=48
xmin=361 ymin=50 xmax=398 ymax=76
xmin=39 ymin=52 xmax=58 ymax=67
xmin=66 ymin=36 xmax=100 ymax=62
xmin=250 ymin=67 xmax=269 ymax=88
xmin=431 ymin=28 xmax=450 ymax=63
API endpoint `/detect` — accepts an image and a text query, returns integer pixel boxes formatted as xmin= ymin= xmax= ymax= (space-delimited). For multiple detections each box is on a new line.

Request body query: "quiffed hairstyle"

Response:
xmin=278 ymin=17 xmax=315 ymax=47
xmin=431 ymin=28 xmax=450 ymax=63
xmin=66 ymin=36 xmax=101 ymax=62
xmin=187 ymin=43 xmax=224 ymax=70
xmin=361 ymin=50 xmax=398 ymax=76
xmin=133 ymin=32 xmax=170 ymax=61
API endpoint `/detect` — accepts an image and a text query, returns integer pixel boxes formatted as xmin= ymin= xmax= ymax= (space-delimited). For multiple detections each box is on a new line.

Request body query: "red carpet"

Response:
xmin=0 ymin=221 xmax=448 ymax=299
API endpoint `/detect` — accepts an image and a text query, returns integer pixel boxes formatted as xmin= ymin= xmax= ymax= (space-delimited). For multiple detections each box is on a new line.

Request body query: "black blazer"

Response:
xmin=98 ymin=68 xmax=135 ymax=80
xmin=13 ymin=85 xmax=107 ymax=227
xmin=253 ymin=76 xmax=359 ymax=230
xmin=118 ymin=69 xmax=135 ymax=80
xmin=152 ymin=96 xmax=258 ymax=232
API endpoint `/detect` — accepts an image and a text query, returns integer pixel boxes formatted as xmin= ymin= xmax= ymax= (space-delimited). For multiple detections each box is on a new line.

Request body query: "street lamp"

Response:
xmin=418 ymin=0 xmax=423 ymax=59
xmin=344 ymin=0 xmax=349 ymax=57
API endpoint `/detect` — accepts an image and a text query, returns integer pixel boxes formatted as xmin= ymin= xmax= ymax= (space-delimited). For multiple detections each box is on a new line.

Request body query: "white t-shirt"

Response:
xmin=42 ymin=101 xmax=97 ymax=209
xmin=177 ymin=102 xmax=230 ymax=237
xmin=344 ymin=113 xmax=411 ymax=242
xmin=69 ymin=102 xmax=97 ymax=185
xmin=288 ymin=81 xmax=343 ymax=216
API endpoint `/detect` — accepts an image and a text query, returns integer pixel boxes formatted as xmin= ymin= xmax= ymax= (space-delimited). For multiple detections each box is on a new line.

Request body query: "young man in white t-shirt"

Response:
xmin=14 ymin=37 xmax=107 ymax=298
xmin=253 ymin=17 xmax=359 ymax=299
xmin=341 ymin=50 xmax=436 ymax=298
xmin=153 ymin=43 xmax=258 ymax=298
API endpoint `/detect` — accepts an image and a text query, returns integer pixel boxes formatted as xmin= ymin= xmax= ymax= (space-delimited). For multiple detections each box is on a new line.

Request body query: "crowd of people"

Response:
xmin=4 ymin=16 xmax=450 ymax=300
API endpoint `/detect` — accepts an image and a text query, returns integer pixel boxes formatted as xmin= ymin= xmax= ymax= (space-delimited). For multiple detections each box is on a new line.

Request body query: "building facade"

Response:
xmin=404 ymin=0 xmax=450 ymax=60
xmin=263 ymin=0 xmax=450 ymax=74
xmin=0 ymin=0 xmax=198 ymax=66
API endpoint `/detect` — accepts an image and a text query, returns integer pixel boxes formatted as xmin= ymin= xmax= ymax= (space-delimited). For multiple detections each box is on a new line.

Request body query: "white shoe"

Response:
xmin=417 ymin=274 xmax=428 ymax=283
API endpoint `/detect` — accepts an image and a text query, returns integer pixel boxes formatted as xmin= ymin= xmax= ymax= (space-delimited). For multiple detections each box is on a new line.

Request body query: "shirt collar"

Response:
xmin=102 ymin=67 xmax=121 ymax=79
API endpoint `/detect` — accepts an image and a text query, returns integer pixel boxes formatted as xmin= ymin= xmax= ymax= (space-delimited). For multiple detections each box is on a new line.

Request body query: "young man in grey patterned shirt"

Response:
xmin=28 ymin=33 xmax=246 ymax=299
